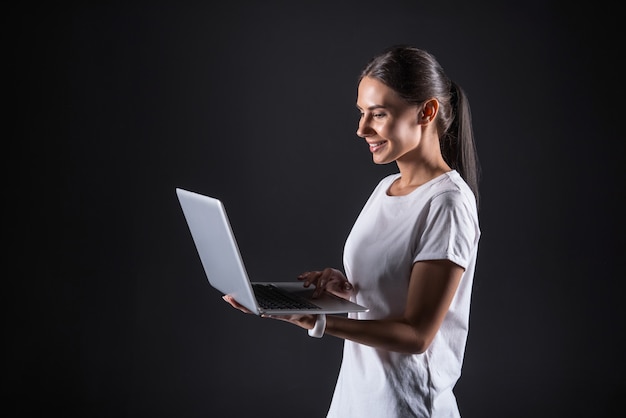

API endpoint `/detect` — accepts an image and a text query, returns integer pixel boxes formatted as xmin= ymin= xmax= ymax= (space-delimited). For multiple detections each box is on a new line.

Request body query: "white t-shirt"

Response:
xmin=326 ymin=170 xmax=480 ymax=418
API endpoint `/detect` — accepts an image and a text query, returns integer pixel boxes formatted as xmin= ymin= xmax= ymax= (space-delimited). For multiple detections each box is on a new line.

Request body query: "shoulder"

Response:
xmin=425 ymin=173 xmax=479 ymax=229
xmin=430 ymin=171 xmax=477 ymax=209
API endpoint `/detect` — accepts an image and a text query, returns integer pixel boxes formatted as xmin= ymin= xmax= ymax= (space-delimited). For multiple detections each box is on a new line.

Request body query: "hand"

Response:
xmin=222 ymin=294 xmax=317 ymax=330
xmin=298 ymin=268 xmax=353 ymax=299
xmin=222 ymin=294 xmax=254 ymax=314
xmin=261 ymin=313 xmax=317 ymax=330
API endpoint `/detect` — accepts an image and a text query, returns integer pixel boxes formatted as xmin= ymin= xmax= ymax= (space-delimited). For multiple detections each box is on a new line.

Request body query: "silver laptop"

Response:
xmin=176 ymin=188 xmax=369 ymax=316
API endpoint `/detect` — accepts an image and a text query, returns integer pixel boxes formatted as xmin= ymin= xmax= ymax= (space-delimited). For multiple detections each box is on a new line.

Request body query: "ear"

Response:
xmin=419 ymin=99 xmax=439 ymax=124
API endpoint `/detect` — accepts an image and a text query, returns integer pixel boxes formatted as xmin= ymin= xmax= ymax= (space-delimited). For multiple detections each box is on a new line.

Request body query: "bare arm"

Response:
xmin=324 ymin=259 xmax=463 ymax=354
xmin=223 ymin=260 xmax=463 ymax=354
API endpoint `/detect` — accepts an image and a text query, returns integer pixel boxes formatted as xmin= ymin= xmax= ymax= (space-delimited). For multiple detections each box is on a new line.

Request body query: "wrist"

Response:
xmin=307 ymin=314 xmax=327 ymax=338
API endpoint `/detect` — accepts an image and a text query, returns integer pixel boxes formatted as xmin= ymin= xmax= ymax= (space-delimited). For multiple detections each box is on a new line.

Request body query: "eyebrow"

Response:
xmin=356 ymin=104 xmax=387 ymax=111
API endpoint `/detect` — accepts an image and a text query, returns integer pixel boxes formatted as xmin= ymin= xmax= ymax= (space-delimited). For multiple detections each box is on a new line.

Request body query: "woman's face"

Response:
xmin=356 ymin=76 xmax=423 ymax=165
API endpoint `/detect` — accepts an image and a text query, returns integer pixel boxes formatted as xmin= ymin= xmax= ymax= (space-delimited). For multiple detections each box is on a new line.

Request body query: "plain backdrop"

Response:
xmin=8 ymin=1 xmax=624 ymax=417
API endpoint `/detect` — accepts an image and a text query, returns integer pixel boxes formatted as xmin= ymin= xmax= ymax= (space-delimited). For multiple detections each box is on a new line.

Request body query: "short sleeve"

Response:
xmin=413 ymin=190 xmax=479 ymax=269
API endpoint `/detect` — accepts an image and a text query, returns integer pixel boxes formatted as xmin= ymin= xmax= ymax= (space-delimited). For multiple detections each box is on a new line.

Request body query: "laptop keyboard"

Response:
xmin=252 ymin=284 xmax=321 ymax=310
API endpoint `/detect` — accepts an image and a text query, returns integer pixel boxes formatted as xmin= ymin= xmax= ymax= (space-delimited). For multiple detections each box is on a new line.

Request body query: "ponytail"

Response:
xmin=444 ymin=81 xmax=481 ymax=208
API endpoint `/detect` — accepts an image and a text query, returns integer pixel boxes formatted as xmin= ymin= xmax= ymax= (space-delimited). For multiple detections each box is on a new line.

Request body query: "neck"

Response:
xmin=394 ymin=159 xmax=450 ymax=190
xmin=390 ymin=135 xmax=451 ymax=196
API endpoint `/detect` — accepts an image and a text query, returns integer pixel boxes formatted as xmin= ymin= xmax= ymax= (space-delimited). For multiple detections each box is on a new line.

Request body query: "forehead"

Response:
xmin=356 ymin=76 xmax=406 ymax=109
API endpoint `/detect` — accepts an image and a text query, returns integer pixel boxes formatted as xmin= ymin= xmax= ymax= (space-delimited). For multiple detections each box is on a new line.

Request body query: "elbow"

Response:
xmin=404 ymin=328 xmax=435 ymax=354
xmin=408 ymin=338 xmax=431 ymax=355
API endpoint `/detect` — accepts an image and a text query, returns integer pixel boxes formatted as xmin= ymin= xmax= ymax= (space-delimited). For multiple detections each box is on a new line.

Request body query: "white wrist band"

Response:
xmin=308 ymin=314 xmax=327 ymax=338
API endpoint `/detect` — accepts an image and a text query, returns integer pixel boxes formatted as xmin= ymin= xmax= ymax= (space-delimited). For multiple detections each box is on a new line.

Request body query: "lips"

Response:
xmin=368 ymin=141 xmax=387 ymax=153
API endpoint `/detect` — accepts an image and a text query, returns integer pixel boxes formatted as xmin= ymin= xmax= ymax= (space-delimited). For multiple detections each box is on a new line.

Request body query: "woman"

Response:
xmin=224 ymin=45 xmax=481 ymax=417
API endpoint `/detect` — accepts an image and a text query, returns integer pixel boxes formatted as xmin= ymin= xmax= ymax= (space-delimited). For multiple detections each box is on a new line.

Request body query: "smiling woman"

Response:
xmin=224 ymin=45 xmax=481 ymax=418
xmin=356 ymin=76 xmax=432 ymax=167
xmin=356 ymin=46 xmax=480 ymax=202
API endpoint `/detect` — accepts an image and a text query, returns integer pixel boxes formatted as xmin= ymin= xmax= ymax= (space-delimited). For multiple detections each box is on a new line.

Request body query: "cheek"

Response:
xmin=378 ymin=119 xmax=400 ymax=138
xmin=396 ymin=117 xmax=421 ymax=140
xmin=383 ymin=122 xmax=413 ymax=143
xmin=399 ymin=124 xmax=418 ymax=140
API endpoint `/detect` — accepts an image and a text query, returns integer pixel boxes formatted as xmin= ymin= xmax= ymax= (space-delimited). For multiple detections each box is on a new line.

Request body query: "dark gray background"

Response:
xmin=8 ymin=1 xmax=624 ymax=417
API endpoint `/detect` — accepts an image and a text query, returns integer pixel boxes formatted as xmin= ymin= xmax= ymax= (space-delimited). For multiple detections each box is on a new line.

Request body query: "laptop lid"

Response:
xmin=176 ymin=188 xmax=260 ymax=314
xmin=176 ymin=188 xmax=369 ymax=315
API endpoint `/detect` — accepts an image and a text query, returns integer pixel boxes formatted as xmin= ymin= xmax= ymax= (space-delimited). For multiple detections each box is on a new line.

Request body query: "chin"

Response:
xmin=372 ymin=155 xmax=392 ymax=165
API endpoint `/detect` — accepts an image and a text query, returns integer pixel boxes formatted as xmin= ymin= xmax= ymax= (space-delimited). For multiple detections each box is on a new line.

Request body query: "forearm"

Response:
xmin=324 ymin=315 xmax=431 ymax=354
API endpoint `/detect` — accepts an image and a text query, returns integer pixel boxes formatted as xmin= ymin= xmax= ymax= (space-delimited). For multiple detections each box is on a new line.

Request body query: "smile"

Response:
xmin=368 ymin=141 xmax=387 ymax=153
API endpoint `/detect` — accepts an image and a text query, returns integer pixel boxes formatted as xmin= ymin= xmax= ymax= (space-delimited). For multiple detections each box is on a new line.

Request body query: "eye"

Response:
xmin=373 ymin=113 xmax=386 ymax=119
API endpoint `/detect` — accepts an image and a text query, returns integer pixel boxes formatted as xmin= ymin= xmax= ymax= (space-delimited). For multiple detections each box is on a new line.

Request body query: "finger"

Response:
xmin=313 ymin=270 xmax=331 ymax=297
xmin=222 ymin=295 xmax=253 ymax=314
xmin=297 ymin=272 xmax=312 ymax=287
xmin=300 ymin=271 xmax=321 ymax=288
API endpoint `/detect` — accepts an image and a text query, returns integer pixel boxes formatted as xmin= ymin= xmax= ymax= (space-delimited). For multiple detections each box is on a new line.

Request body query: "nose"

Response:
xmin=356 ymin=115 xmax=374 ymax=138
